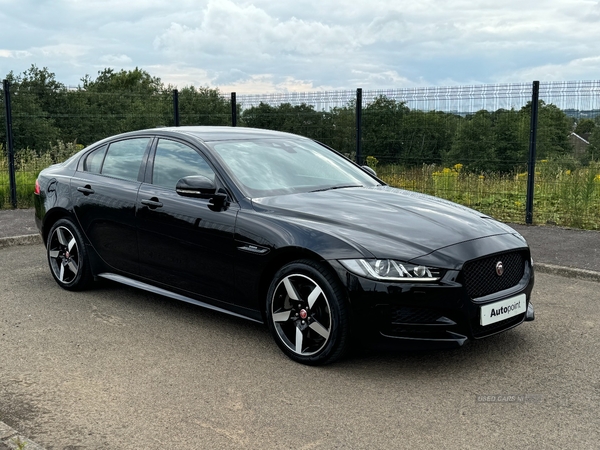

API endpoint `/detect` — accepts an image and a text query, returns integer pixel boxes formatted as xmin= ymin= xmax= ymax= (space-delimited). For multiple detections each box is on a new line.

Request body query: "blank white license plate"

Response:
xmin=480 ymin=294 xmax=527 ymax=326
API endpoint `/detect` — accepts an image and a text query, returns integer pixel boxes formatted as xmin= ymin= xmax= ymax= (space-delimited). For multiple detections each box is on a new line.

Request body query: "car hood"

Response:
xmin=251 ymin=186 xmax=521 ymax=261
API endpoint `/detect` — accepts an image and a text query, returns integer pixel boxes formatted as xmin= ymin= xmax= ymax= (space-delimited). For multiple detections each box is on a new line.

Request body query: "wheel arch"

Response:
xmin=41 ymin=207 xmax=76 ymax=245
xmin=257 ymin=246 xmax=345 ymax=323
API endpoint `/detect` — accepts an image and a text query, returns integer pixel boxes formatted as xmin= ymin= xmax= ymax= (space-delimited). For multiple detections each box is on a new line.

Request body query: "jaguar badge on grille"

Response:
xmin=496 ymin=261 xmax=504 ymax=276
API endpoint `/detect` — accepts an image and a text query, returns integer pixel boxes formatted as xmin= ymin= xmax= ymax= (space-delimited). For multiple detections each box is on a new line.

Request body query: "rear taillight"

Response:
xmin=34 ymin=179 xmax=41 ymax=195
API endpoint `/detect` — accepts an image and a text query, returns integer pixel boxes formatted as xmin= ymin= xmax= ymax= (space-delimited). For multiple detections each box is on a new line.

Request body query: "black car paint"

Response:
xmin=71 ymin=170 xmax=141 ymax=274
xmin=35 ymin=126 xmax=534 ymax=348
xmin=250 ymin=187 xmax=522 ymax=262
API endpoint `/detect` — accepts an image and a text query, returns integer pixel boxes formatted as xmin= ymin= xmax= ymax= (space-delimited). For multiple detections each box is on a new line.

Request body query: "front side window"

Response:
xmin=152 ymin=139 xmax=215 ymax=190
xmin=101 ymin=138 xmax=150 ymax=181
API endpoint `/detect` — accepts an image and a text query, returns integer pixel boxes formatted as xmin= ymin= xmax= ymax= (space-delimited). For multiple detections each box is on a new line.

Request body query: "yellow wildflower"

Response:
xmin=366 ymin=156 xmax=379 ymax=168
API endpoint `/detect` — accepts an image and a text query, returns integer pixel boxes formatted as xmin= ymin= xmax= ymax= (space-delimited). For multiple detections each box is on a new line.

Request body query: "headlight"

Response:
xmin=339 ymin=259 xmax=443 ymax=282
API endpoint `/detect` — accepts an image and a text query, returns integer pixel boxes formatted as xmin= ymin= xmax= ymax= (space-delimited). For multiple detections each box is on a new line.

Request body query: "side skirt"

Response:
xmin=97 ymin=273 xmax=263 ymax=324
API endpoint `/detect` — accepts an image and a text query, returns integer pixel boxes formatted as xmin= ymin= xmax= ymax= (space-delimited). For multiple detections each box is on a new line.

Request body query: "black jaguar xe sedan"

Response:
xmin=34 ymin=126 xmax=535 ymax=365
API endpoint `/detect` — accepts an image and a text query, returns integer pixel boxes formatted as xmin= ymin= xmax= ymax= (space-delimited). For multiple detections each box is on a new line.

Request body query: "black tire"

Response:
xmin=266 ymin=259 xmax=351 ymax=365
xmin=46 ymin=218 xmax=93 ymax=291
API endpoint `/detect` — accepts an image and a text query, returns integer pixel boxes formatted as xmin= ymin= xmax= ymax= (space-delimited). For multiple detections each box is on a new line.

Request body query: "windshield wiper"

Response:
xmin=310 ymin=184 xmax=363 ymax=193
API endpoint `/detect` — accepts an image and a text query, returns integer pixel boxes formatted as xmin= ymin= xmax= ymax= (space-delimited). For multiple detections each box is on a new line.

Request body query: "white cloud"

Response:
xmin=146 ymin=64 xmax=212 ymax=88
xmin=100 ymin=54 xmax=133 ymax=65
xmin=33 ymin=44 xmax=89 ymax=59
xmin=218 ymin=74 xmax=333 ymax=94
xmin=0 ymin=49 xmax=32 ymax=59
xmin=498 ymin=56 xmax=600 ymax=83
xmin=153 ymin=0 xmax=354 ymax=58
xmin=349 ymin=69 xmax=424 ymax=88
xmin=1 ymin=0 xmax=600 ymax=91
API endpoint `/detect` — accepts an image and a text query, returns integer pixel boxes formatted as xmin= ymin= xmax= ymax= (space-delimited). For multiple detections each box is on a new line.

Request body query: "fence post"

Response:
xmin=356 ymin=88 xmax=362 ymax=164
xmin=525 ymin=81 xmax=540 ymax=225
xmin=231 ymin=92 xmax=237 ymax=127
xmin=173 ymin=89 xmax=180 ymax=127
xmin=3 ymin=79 xmax=17 ymax=208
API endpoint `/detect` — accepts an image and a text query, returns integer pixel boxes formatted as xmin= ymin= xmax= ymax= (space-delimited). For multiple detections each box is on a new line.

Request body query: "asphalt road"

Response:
xmin=1 ymin=244 xmax=599 ymax=449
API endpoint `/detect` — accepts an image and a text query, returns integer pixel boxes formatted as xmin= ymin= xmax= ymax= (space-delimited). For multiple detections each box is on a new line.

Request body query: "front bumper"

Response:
xmin=329 ymin=257 xmax=535 ymax=349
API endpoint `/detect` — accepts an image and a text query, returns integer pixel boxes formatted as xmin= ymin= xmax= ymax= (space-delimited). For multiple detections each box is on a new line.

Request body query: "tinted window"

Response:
xmin=152 ymin=140 xmax=214 ymax=189
xmin=83 ymin=145 xmax=107 ymax=173
xmin=102 ymin=138 xmax=150 ymax=181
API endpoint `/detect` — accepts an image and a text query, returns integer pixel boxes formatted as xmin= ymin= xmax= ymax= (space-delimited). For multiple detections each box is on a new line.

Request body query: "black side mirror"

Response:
xmin=176 ymin=176 xmax=228 ymax=207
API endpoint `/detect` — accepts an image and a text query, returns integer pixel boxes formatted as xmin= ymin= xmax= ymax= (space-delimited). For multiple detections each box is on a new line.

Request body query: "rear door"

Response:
xmin=135 ymin=138 xmax=239 ymax=302
xmin=72 ymin=137 xmax=152 ymax=275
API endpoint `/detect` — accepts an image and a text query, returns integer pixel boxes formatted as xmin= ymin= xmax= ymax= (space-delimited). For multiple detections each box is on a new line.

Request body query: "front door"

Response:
xmin=136 ymin=138 xmax=239 ymax=302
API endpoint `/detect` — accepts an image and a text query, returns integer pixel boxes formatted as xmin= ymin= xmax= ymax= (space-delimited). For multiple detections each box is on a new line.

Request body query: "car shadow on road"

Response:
xmin=335 ymin=326 xmax=534 ymax=377
xmin=77 ymin=277 xmax=537 ymax=379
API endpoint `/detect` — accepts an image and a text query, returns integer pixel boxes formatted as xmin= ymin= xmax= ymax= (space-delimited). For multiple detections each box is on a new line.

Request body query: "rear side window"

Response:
xmin=101 ymin=138 xmax=150 ymax=181
xmin=83 ymin=145 xmax=107 ymax=173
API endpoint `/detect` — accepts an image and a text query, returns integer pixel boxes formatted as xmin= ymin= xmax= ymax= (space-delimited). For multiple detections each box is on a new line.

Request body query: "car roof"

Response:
xmin=151 ymin=126 xmax=307 ymax=142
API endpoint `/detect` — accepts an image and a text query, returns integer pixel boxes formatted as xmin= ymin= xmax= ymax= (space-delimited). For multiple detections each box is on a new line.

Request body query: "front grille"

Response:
xmin=462 ymin=251 xmax=526 ymax=299
xmin=472 ymin=313 xmax=525 ymax=338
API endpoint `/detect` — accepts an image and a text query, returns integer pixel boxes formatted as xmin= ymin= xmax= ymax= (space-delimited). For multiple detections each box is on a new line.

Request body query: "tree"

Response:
xmin=323 ymin=105 xmax=355 ymax=156
xmin=491 ymin=109 xmax=529 ymax=171
xmin=588 ymin=126 xmax=600 ymax=159
xmin=445 ymin=110 xmax=495 ymax=172
xmin=80 ymin=67 xmax=163 ymax=94
xmin=396 ymin=110 xmax=460 ymax=166
xmin=241 ymin=102 xmax=327 ymax=141
xmin=520 ymin=100 xmax=573 ymax=158
xmin=1 ymin=65 xmax=65 ymax=152
xmin=241 ymin=102 xmax=285 ymax=130
xmin=179 ymin=86 xmax=231 ymax=126
xmin=64 ymin=68 xmax=172 ymax=144
xmin=361 ymin=96 xmax=410 ymax=162
xmin=574 ymin=118 xmax=595 ymax=135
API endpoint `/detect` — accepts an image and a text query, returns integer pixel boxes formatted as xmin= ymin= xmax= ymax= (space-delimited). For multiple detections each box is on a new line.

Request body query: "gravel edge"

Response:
xmin=0 ymin=421 xmax=46 ymax=450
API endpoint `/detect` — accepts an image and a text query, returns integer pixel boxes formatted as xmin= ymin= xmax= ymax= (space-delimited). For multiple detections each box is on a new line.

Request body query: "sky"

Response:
xmin=1 ymin=0 xmax=600 ymax=93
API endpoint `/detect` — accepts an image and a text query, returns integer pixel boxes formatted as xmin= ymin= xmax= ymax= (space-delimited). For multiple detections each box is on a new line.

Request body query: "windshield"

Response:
xmin=209 ymin=138 xmax=380 ymax=198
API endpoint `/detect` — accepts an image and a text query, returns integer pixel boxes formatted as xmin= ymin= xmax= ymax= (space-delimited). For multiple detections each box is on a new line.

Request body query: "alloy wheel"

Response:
xmin=271 ymin=273 xmax=332 ymax=356
xmin=48 ymin=226 xmax=80 ymax=284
